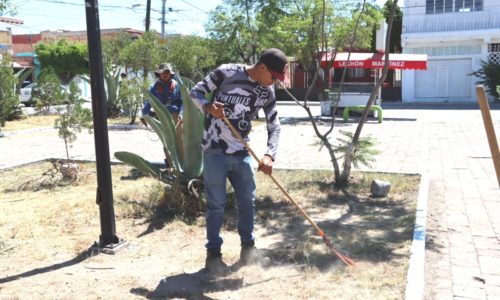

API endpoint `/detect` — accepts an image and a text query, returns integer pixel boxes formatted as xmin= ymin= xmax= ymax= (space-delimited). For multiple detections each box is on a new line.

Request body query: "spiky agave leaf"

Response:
xmin=144 ymin=90 xmax=183 ymax=171
xmin=114 ymin=151 xmax=165 ymax=181
xmin=178 ymin=75 xmax=204 ymax=179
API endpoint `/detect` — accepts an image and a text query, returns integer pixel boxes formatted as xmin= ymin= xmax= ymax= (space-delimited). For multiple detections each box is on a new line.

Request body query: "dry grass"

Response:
xmin=2 ymin=115 xmax=58 ymax=131
xmin=0 ymin=161 xmax=419 ymax=299
xmin=2 ymin=115 xmax=136 ymax=132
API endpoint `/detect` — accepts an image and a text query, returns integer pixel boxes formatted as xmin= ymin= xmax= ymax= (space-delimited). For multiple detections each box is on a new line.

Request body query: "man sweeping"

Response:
xmin=190 ymin=48 xmax=287 ymax=274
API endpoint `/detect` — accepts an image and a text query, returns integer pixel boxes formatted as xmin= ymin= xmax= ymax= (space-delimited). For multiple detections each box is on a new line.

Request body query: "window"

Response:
xmin=455 ymin=0 xmax=483 ymax=12
xmin=348 ymin=68 xmax=365 ymax=79
xmin=426 ymin=0 xmax=483 ymax=14
xmin=489 ymin=44 xmax=500 ymax=53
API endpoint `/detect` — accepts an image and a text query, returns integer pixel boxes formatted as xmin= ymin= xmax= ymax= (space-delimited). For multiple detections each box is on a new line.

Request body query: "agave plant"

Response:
xmin=114 ymin=76 xmax=205 ymax=198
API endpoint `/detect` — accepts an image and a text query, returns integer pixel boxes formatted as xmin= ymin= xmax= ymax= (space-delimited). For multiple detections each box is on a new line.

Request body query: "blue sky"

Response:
xmin=8 ymin=0 xmax=221 ymax=35
xmin=7 ymin=0 xmax=388 ymax=35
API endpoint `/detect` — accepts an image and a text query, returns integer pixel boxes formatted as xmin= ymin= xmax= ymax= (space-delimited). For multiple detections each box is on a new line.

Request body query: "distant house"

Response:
xmin=39 ymin=28 xmax=143 ymax=43
xmin=401 ymin=0 xmax=500 ymax=102
xmin=0 ymin=17 xmax=24 ymax=56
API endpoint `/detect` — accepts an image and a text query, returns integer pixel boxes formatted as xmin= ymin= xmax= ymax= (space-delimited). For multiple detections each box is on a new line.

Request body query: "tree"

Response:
xmin=0 ymin=0 xmax=15 ymax=15
xmin=102 ymin=30 xmax=133 ymax=68
xmin=54 ymin=82 xmax=93 ymax=162
xmin=35 ymin=39 xmax=89 ymax=83
xmin=160 ymin=35 xmax=216 ymax=81
xmin=120 ymin=31 xmax=161 ymax=74
xmin=0 ymin=54 xmax=20 ymax=128
xmin=276 ymin=0 xmax=392 ymax=187
xmin=54 ymin=82 xmax=93 ymax=179
xmin=206 ymin=1 xmax=261 ymax=64
xmin=382 ymin=0 xmax=402 ymax=53
xmin=471 ymin=60 xmax=500 ymax=101
xmin=118 ymin=76 xmax=149 ymax=124
xmin=33 ymin=67 xmax=64 ymax=114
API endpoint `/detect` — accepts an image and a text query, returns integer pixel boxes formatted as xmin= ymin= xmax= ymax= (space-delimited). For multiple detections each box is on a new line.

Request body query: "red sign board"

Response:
xmin=322 ymin=52 xmax=428 ymax=70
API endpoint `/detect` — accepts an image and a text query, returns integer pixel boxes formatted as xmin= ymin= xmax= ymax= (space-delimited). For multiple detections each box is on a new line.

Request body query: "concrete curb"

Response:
xmin=405 ymin=172 xmax=429 ymax=300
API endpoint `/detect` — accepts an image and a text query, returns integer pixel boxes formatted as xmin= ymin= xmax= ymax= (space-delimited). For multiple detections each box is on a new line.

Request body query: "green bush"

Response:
xmin=471 ymin=61 xmax=500 ymax=101
xmin=118 ymin=76 xmax=149 ymax=124
xmin=0 ymin=55 xmax=21 ymax=128
xmin=33 ymin=67 xmax=65 ymax=114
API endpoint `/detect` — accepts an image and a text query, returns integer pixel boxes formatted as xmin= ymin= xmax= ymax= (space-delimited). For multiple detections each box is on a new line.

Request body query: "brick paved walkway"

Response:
xmin=1 ymin=102 xmax=499 ymax=299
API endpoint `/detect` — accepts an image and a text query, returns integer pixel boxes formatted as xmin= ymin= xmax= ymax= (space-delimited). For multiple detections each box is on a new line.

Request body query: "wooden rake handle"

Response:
xmin=221 ymin=117 xmax=354 ymax=266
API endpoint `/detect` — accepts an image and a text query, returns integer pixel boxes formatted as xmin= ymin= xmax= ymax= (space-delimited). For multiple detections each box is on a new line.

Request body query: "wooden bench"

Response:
xmin=343 ymin=105 xmax=383 ymax=123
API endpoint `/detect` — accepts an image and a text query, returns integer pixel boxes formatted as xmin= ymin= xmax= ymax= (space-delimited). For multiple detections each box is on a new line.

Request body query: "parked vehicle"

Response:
xmin=19 ymin=83 xmax=69 ymax=107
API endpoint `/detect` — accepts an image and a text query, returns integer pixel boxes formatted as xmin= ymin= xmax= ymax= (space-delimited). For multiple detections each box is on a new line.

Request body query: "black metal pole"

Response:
xmin=85 ymin=0 xmax=120 ymax=247
xmin=145 ymin=0 xmax=151 ymax=31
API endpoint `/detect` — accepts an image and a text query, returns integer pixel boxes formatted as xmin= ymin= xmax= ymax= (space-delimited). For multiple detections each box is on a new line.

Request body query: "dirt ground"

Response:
xmin=0 ymin=162 xmax=420 ymax=299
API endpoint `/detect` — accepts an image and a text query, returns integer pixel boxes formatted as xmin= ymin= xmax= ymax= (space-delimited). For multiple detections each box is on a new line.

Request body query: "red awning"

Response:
xmin=321 ymin=52 xmax=427 ymax=70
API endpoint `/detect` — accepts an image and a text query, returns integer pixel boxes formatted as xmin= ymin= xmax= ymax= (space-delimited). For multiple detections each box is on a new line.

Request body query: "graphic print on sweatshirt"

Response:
xmin=190 ymin=64 xmax=280 ymax=157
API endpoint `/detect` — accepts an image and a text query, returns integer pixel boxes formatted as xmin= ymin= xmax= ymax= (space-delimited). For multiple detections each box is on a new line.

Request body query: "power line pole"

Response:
xmin=161 ymin=0 xmax=166 ymax=38
xmin=145 ymin=0 xmax=151 ymax=32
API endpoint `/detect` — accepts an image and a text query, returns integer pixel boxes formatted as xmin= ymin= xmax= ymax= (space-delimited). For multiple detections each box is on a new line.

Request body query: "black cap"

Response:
xmin=258 ymin=48 xmax=287 ymax=81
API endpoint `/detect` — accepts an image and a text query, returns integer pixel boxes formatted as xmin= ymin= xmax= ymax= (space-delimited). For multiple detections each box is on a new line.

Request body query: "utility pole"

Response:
xmin=84 ymin=0 xmax=126 ymax=252
xmin=161 ymin=0 xmax=166 ymax=38
xmin=145 ymin=0 xmax=151 ymax=32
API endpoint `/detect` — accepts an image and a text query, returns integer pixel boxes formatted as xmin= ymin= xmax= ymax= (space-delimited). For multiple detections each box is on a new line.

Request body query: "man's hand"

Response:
xmin=203 ymin=102 xmax=225 ymax=119
xmin=258 ymin=155 xmax=274 ymax=175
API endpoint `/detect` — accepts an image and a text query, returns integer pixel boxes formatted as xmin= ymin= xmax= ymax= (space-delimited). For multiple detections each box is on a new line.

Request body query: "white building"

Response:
xmin=401 ymin=0 xmax=500 ymax=102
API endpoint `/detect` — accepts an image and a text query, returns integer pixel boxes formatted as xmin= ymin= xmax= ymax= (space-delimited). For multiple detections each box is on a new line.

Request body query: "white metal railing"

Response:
xmin=403 ymin=8 xmax=500 ymax=33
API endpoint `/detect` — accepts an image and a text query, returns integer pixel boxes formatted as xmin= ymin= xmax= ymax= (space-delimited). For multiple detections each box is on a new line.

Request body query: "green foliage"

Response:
xmin=0 ymin=0 xmax=15 ymax=15
xmin=331 ymin=2 xmax=383 ymax=53
xmin=206 ymin=2 xmax=260 ymax=64
xmin=115 ymin=76 xmax=205 ymax=214
xmin=333 ymin=130 xmax=381 ymax=169
xmin=252 ymin=0 xmax=320 ymax=69
xmin=471 ymin=61 xmax=500 ymax=100
xmin=160 ymin=35 xmax=217 ymax=81
xmin=103 ymin=64 xmax=122 ymax=117
xmin=102 ymin=30 xmax=133 ymax=67
xmin=118 ymin=76 xmax=149 ymax=124
xmin=0 ymin=55 xmax=21 ymax=127
xmin=35 ymin=39 xmax=89 ymax=83
xmin=382 ymin=0 xmax=403 ymax=53
xmin=115 ymin=76 xmax=204 ymax=181
xmin=119 ymin=31 xmax=161 ymax=73
xmin=33 ymin=67 xmax=64 ymax=114
xmin=206 ymin=0 xmax=383 ymax=70
xmin=54 ymin=82 xmax=93 ymax=161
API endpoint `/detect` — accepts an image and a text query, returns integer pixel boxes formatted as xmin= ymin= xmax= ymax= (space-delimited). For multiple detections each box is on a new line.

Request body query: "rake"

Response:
xmin=222 ymin=117 xmax=355 ymax=267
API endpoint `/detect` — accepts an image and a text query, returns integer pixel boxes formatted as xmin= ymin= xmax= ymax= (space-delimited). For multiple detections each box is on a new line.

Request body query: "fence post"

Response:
xmin=476 ymin=85 xmax=500 ymax=188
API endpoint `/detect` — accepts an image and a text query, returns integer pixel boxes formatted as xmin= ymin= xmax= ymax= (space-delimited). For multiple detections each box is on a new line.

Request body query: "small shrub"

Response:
xmin=118 ymin=76 xmax=149 ymax=124
xmin=33 ymin=67 xmax=64 ymax=114
xmin=471 ymin=60 xmax=500 ymax=101
xmin=0 ymin=55 xmax=22 ymax=128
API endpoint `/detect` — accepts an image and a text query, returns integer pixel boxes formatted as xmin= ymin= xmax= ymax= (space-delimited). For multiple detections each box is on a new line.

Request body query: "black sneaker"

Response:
xmin=240 ymin=244 xmax=271 ymax=267
xmin=205 ymin=249 xmax=230 ymax=276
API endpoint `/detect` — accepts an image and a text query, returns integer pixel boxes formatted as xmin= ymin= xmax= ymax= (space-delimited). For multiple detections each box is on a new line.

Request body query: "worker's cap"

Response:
xmin=258 ymin=48 xmax=288 ymax=81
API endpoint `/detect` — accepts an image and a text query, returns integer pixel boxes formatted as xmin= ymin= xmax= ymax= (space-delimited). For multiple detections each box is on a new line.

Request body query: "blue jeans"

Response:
xmin=203 ymin=152 xmax=256 ymax=250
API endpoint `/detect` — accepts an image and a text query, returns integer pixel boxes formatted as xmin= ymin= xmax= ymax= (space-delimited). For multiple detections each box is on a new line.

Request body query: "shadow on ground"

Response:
xmin=0 ymin=246 xmax=97 ymax=284
xmin=130 ymin=269 xmax=243 ymax=299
